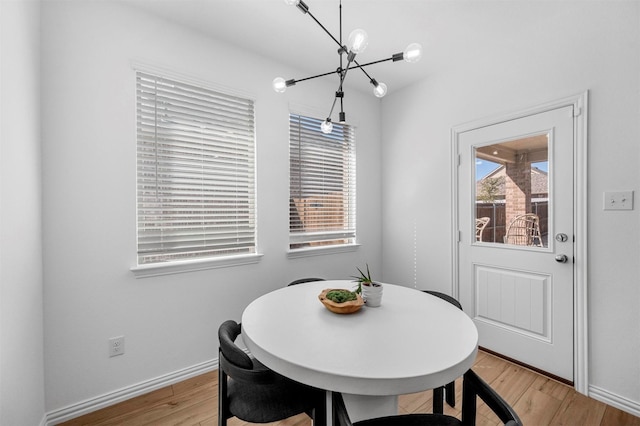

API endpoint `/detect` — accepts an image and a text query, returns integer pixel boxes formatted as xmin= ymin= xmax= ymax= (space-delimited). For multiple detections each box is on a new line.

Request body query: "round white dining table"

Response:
xmin=241 ymin=280 xmax=478 ymax=423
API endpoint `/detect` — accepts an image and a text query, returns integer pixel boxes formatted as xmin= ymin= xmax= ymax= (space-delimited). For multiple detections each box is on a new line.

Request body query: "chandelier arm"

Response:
xmin=290 ymin=54 xmax=400 ymax=87
xmin=351 ymin=55 xmax=397 ymax=81
xmin=290 ymin=68 xmax=342 ymax=85
xmin=353 ymin=56 xmax=395 ymax=71
xmin=354 ymin=60 xmax=373 ymax=80
xmin=326 ymin=93 xmax=340 ymax=120
xmin=306 ymin=10 xmax=344 ymax=49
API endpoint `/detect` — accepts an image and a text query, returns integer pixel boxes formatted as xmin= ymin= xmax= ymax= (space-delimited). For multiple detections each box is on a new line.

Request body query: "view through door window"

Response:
xmin=474 ymin=134 xmax=549 ymax=248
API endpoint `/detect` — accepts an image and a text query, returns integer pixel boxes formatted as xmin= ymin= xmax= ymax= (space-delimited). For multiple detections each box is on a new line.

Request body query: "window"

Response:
xmin=289 ymin=114 xmax=356 ymax=250
xmin=136 ymin=71 xmax=256 ymax=266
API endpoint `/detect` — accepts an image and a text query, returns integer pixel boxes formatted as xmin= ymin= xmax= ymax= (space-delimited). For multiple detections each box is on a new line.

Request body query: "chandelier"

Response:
xmin=272 ymin=0 xmax=422 ymax=134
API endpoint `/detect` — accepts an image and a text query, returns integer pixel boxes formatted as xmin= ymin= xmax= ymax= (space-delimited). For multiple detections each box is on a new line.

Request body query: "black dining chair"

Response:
xmin=218 ymin=320 xmax=325 ymax=426
xmin=287 ymin=277 xmax=326 ymax=286
xmin=422 ymin=290 xmax=463 ymax=413
xmin=332 ymin=369 xmax=522 ymax=426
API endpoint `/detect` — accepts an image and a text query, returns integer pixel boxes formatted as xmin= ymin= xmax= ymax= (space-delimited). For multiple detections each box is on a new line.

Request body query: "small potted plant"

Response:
xmin=352 ymin=264 xmax=383 ymax=307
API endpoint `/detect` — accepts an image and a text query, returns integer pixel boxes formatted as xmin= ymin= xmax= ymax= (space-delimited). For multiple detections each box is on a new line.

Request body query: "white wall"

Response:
xmin=40 ymin=1 xmax=382 ymax=414
xmin=33 ymin=0 xmax=640 ymax=419
xmin=381 ymin=0 xmax=640 ymax=414
xmin=0 ymin=0 xmax=46 ymax=424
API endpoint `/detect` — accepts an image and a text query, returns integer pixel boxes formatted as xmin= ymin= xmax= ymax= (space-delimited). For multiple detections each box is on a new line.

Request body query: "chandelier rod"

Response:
xmin=303 ymin=8 xmax=342 ymax=47
xmin=327 ymin=53 xmax=356 ymax=120
xmin=299 ymin=0 xmax=380 ymax=82
xmin=287 ymin=56 xmax=397 ymax=87
xmin=339 ymin=0 xmax=345 ymax=119
xmin=339 ymin=0 xmax=343 ymax=76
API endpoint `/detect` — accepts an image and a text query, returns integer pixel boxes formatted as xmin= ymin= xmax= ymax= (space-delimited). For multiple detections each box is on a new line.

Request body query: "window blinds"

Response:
xmin=136 ymin=72 xmax=256 ymax=265
xmin=289 ymin=114 xmax=356 ymax=249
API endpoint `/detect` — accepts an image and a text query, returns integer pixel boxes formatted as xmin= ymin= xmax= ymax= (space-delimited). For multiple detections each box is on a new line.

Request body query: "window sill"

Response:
xmin=287 ymin=244 xmax=360 ymax=259
xmin=131 ymin=253 xmax=264 ymax=278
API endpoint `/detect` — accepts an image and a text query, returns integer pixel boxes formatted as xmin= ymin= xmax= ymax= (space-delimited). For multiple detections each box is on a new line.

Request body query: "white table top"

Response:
xmin=241 ymin=280 xmax=478 ymax=396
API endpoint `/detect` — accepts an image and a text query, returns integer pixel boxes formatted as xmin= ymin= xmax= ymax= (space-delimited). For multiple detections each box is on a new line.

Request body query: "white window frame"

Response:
xmin=131 ymin=69 xmax=260 ymax=277
xmin=288 ymin=113 xmax=358 ymax=257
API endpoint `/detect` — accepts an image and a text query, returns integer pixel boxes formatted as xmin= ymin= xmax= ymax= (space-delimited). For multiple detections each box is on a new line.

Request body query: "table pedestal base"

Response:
xmin=343 ymin=393 xmax=398 ymax=423
xmin=324 ymin=392 xmax=398 ymax=425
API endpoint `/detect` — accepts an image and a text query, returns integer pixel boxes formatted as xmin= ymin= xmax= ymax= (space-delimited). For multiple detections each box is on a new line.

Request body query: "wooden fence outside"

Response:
xmin=476 ymin=201 xmax=548 ymax=243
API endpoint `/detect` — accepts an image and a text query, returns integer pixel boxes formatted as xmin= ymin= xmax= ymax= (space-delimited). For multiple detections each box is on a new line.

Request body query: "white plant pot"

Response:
xmin=362 ymin=283 xmax=383 ymax=307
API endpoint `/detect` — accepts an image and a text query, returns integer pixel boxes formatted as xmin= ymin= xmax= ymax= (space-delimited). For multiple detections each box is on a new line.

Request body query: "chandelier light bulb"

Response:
xmin=272 ymin=77 xmax=287 ymax=93
xmin=403 ymin=43 xmax=423 ymax=63
xmin=347 ymin=29 xmax=369 ymax=54
xmin=373 ymin=81 xmax=388 ymax=98
xmin=321 ymin=119 xmax=333 ymax=134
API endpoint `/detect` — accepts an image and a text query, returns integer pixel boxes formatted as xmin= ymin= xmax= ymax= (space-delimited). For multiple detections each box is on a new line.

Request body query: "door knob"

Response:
xmin=555 ymin=254 xmax=569 ymax=263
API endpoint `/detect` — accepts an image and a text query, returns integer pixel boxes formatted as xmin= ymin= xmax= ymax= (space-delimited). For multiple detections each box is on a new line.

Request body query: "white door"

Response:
xmin=457 ymin=105 xmax=574 ymax=382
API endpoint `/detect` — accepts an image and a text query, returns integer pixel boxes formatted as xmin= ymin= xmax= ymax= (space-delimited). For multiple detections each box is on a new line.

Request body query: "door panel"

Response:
xmin=476 ymin=265 xmax=549 ymax=340
xmin=457 ymin=106 xmax=574 ymax=381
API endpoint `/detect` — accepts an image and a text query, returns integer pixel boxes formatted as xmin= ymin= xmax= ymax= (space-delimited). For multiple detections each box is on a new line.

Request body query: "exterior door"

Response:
xmin=456 ymin=105 xmax=574 ymax=382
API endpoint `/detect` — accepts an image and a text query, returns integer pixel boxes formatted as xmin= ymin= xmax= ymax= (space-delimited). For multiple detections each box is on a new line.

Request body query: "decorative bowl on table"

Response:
xmin=318 ymin=288 xmax=364 ymax=314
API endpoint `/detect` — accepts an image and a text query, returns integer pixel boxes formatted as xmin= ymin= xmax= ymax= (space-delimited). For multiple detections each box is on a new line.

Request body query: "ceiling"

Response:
xmin=120 ymin=0 xmax=563 ymax=95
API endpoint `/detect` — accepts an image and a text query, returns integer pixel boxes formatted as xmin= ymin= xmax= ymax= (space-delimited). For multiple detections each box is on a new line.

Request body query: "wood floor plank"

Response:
xmin=601 ymin=406 xmax=640 ymax=426
xmin=59 ymin=386 xmax=176 ymax=426
xmin=474 ymin=413 xmax=501 ymax=426
xmin=550 ymin=391 xmax=607 ymax=426
xmin=142 ymin=397 xmax=216 ymax=426
xmin=529 ymin=374 xmax=572 ymax=402
xmin=512 ymin=386 xmax=563 ymax=425
xmin=198 ymin=415 xmax=217 ymax=426
xmin=397 ymin=390 xmax=431 ymax=414
xmin=97 ymin=381 xmax=216 ymax=426
xmin=173 ymin=371 xmax=217 ymax=395
xmin=477 ymin=364 xmax=537 ymax=419
xmin=472 ymin=352 xmax=511 ymax=384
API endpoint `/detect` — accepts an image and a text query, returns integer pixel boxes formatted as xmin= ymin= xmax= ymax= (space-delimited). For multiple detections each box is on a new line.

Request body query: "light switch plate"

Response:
xmin=603 ymin=191 xmax=634 ymax=211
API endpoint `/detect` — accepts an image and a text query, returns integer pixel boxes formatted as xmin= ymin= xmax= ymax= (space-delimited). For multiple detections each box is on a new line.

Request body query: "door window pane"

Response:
xmin=474 ymin=134 xmax=549 ymax=247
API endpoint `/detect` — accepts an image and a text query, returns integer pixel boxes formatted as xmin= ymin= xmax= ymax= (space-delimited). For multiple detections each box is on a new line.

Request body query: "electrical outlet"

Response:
xmin=603 ymin=191 xmax=634 ymax=211
xmin=109 ymin=336 xmax=125 ymax=357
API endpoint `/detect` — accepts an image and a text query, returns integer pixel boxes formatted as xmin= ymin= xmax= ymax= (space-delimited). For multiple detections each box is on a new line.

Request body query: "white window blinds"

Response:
xmin=289 ymin=114 xmax=356 ymax=249
xmin=136 ymin=71 xmax=256 ymax=265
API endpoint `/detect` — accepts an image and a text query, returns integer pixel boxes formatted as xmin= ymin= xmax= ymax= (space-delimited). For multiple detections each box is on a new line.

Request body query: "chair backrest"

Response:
xmin=218 ymin=320 xmax=252 ymax=368
xmin=331 ymin=369 xmax=522 ymax=426
xmin=287 ymin=277 xmax=326 ymax=286
xmin=422 ymin=290 xmax=462 ymax=310
xmin=504 ymin=213 xmax=542 ymax=246
xmin=475 ymin=217 xmax=490 ymax=241
xmin=461 ymin=369 xmax=522 ymax=426
xmin=218 ymin=320 xmax=277 ymax=385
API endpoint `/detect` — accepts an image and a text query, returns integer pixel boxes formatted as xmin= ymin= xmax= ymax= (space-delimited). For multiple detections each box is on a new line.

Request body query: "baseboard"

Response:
xmin=589 ymin=384 xmax=640 ymax=418
xmin=45 ymin=357 xmax=218 ymax=425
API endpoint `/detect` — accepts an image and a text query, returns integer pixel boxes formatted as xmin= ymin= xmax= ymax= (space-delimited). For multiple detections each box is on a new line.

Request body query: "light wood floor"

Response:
xmin=60 ymin=350 xmax=640 ymax=426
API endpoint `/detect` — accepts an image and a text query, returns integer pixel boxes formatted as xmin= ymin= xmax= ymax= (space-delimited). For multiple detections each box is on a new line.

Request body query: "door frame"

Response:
xmin=451 ymin=92 xmax=589 ymax=394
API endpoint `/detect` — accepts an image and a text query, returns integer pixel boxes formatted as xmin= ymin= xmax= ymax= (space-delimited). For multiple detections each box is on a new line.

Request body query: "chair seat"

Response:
xmin=354 ymin=414 xmax=462 ymax=426
xmin=228 ymin=375 xmax=320 ymax=423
